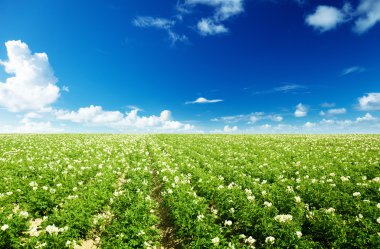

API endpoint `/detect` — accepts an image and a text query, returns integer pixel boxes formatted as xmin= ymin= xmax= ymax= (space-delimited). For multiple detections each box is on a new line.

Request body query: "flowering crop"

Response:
xmin=0 ymin=134 xmax=379 ymax=248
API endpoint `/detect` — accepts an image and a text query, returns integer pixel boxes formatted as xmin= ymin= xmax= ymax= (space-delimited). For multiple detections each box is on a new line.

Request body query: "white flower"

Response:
xmin=245 ymin=236 xmax=256 ymax=245
xmin=294 ymin=196 xmax=301 ymax=203
xmin=35 ymin=242 xmax=47 ymax=248
xmin=286 ymin=186 xmax=294 ymax=193
xmin=295 ymin=231 xmax=302 ymax=238
xmin=325 ymin=207 xmax=335 ymax=214
xmin=377 ymin=217 xmax=380 ymax=224
xmin=353 ymin=192 xmax=361 ymax=197
xmin=340 ymin=176 xmax=350 ymax=182
xmin=264 ymin=201 xmax=272 ymax=208
xmin=274 ymin=214 xmax=293 ymax=223
xmin=42 ymin=186 xmax=49 ymax=191
xmin=45 ymin=225 xmax=60 ymax=235
xmin=29 ymin=181 xmax=38 ymax=187
xmin=1 ymin=224 xmax=9 ymax=231
xmin=224 ymin=220 xmax=232 ymax=226
xmin=212 ymin=237 xmax=220 ymax=245
xmin=265 ymin=236 xmax=275 ymax=244
xmin=247 ymin=195 xmax=255 ymax=202
xmin=19 ymin=211 xmax=29 ymax=218
xmin=65 ymin=241 xmax=71 ymax=247
xmin=239 ymin=234 xmax=246 ymax=239
xmin=197 ymin=214 xmax=204 ymax=221
xmin=377 ymin=203 xmax=380 ymax=209
xmin=229 ymin=208 xmax=235 ymax=213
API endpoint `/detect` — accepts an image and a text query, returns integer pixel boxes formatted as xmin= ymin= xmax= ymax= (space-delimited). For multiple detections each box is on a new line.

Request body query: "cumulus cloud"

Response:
xmin=305 ymin=1 xmax=380 ymax=34
xmin=0 ymin=40 xmax=60 ymax=112
xmin=305 ymin=5 xmax=348 ymax=32
xmin=356 ymin=113 xmax=378 ymax=122
xmin=55 ymin=105 xmax=123 ymax=123
xmin=56 ymin=106 xmax=194 ymax=131
xmin=186 ymin=97 xmax=223 ymax=104
xmin=197 ymin=18 xmax=228 ymax=36
xmin=342 ymin=66 xmax=366 ymax=75
xmin=357 ymin=93 xmax=380 ymax=111
xmin=354 ymin=0 xmax=380 ymax=34
xmin=294 ymin=103 xmax=308 ymax=117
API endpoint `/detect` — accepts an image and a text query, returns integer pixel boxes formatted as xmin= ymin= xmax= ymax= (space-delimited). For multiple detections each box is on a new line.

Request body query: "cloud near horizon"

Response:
xmin=55 ymin=106 xmax=194 ymax=131
xmin=186 ymin=97 xmax=223 ymax=104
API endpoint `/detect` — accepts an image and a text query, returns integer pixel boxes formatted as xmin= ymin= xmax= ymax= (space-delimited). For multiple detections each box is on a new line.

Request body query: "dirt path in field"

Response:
xmin=146 ymin=141 xmax=180 ymax=249
xmin=152 ymin=170 xmax=181 ymax=249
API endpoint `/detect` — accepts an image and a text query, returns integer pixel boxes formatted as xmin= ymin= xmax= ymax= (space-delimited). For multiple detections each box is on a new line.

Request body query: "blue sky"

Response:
xmin=0 ymin=0 xmax=379 ymax=133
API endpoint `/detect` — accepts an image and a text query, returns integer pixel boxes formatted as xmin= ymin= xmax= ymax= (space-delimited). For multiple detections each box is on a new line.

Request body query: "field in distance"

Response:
xmin=0 ymin=134 xmax=379 ymax=248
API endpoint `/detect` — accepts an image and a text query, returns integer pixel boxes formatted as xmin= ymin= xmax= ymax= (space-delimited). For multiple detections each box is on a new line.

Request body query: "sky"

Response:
xmin=0 ymin=0 xmax=379 ymax=134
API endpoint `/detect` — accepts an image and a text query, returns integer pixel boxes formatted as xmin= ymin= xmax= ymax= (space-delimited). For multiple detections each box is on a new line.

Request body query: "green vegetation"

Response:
xmin=0 ymin=134 xmax=379 ymax=248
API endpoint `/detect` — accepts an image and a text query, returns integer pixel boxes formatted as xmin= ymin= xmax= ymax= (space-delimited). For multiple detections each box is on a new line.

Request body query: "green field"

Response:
xmin=0 ymin=134 xmax=379 ymax=248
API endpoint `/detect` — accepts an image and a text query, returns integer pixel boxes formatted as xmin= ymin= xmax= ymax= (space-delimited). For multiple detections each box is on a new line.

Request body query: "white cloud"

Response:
xmin=306 ymin=5 xmax=347 ymax=32
xmin=273 ymin=84 xmax=306 ymax=92
xmin=55 ymin=105 xmax=123 ymax=123
xmin=56 ymin=106 xmax=194 ymax=131
xmin=268 ymin=115 xmax=283 ymax=122
xmin=304 ymin=122 xmax=316 ymax=128
xmin=133 ymin=16 xmax=187 ymax=44
xmin=224 ymin=125 xmax=238 ymax=132
xmin=210 ymin=124 xmax=238 ymax=133
xmin=342 ymin=66 xmax=366 ymax=75
xmin=260 ymin=124 xmax=271 ymax=129
xmin=133 ymin=16 xmax=175 ymax=29
xmin=253 ymin=84 xmax=307 ymax=95
xmin=197 ymin=18 xmax=228 ymax=36
xmin=354 ymin=0 xmax=380 ymax=34
xmin=321 ymin=102 xmax=335 ymax=108
xmin=167 ymin=30 xmax=189 ymax=44
xmin=249 ymin=115 xmax=261 ymax=124
xmin=186 ymin=97 xmax=223 ymax=104
xmin=186 ymin=0 xmax=244 ymax=21
xmin=357 ymin=93 xmax=380 ymax=111
xmin=62 ymin=86 xmax=70 ymax=92
xmin=0 ymin=40 xmax=60 ymax=112
xmin=294 ymin=103 xmax=308 ymax=117
xmin=327 ymin=108 xmax=347 ymax=115
xmin=356 ymin=113 xmax=378 ymax=122
xmin=213 ymin=112 xmax=283 ymax=124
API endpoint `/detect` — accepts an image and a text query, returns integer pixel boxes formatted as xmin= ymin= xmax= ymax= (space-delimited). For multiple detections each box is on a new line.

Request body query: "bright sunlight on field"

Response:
xmin=1 ymin=135 xmax=380 ymax=248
